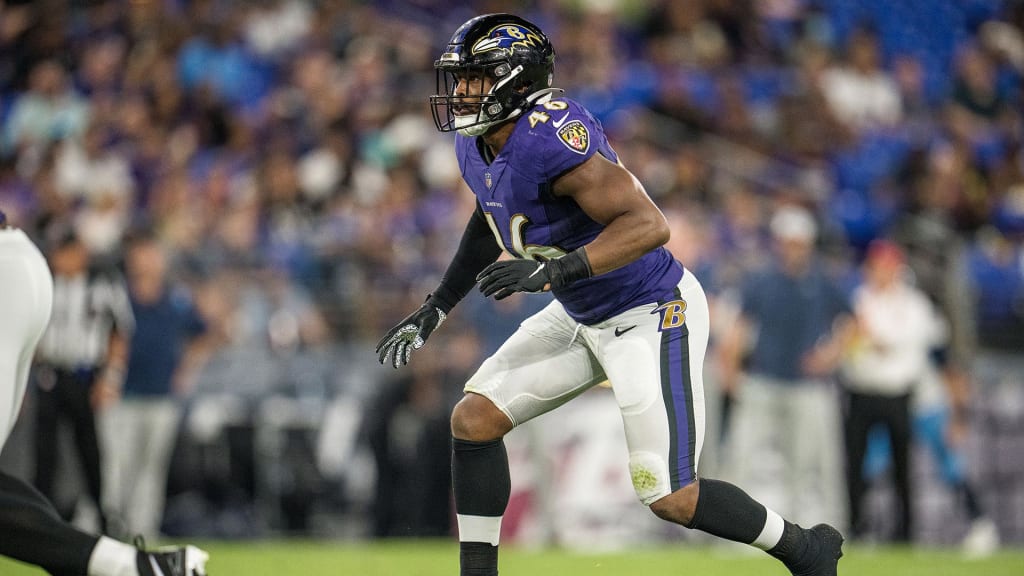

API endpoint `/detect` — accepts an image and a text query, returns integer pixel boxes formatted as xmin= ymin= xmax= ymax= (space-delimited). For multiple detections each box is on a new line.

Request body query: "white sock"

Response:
xmin=456 ymin=514 xmax=503 ymax=546
xmin=752 ymin=507 xmax=786 ymax=551
xmin=88 ymin=536 xmax=139 ymax=576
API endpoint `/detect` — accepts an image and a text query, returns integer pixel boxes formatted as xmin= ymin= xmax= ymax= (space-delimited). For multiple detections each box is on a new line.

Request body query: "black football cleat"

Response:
xmin=789 ymin=524 xmax=844 ymax=576
xmin=135 ymin=536 xmax=209 ymax=576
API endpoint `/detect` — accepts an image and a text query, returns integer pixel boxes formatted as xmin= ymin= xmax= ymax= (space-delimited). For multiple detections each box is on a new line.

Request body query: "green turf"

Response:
xmin=1 ymin=540 xmax=1021 ymax=575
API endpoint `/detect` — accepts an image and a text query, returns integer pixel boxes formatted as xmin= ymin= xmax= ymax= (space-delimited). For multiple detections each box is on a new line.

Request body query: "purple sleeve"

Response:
xmin=532 ymin=99 xmax=603 ymax=181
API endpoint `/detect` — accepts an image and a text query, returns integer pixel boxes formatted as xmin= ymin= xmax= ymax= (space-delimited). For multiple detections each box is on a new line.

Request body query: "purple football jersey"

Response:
xmin=455 ymin=97 xmax=684 ymax=325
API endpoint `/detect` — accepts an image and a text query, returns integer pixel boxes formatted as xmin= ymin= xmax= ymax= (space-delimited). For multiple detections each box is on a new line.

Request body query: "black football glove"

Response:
xmin=476 ymin=259 xmax=552 ymax=300
xmin=477 ymin=248 xmax=594 ymax=300
xmin=375 ymin=302 xmax=447 ymax=368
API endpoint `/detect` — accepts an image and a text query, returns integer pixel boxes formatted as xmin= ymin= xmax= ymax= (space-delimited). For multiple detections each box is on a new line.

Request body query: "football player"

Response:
xmin=377 ymin=13 xmax=844 ymax=576
xmin=0 ymin=210 xmax=208 ymax=576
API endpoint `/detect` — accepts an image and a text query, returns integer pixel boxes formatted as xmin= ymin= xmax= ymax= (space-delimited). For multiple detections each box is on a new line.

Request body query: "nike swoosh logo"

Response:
xmin=551 ymin=111 xmax=571 ymax=128
xmin=528 ymin=262 xmax=546 ymax=278
xmin=615 ymin=325 xmax=637 ymax=337
xmin=149 ymin=556 xmax=166 ymax=576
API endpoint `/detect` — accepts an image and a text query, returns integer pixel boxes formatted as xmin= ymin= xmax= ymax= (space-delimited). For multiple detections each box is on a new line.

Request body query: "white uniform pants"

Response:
xmin=466 ymin=269 xmax=709 ymax=505
xmin=0 ymin=229 xmax=53 ymax=447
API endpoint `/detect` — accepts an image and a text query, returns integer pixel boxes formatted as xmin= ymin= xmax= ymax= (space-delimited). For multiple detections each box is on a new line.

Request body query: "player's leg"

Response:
xmin=0 ymin=232 xmax=117 ymax=575
xmin=4 ymin=381 xmax=138 ymax=576
xmin=0 ymin=230 xmax=97 ymax=574
xmin=0 ymin=231 xmax=52 ymax=444
xmin=2 ymin=330 xmax=100 ymax=575
xmin=0 ymin=470 xmax=101 ymax=575
xmin=449 ymin=394 xmax=510 ymax=576
xmin=0 ymin=329 xmax=35 ymax=447
xmin=1 ymin=467 xmax=210 ymax=576
xmin=0 ymin=355 xmax=24 ymax=459
xmin=452 ymin=300 xmax=606 ymax=576
xmin=0 ymin=234 xmax=59 ymax=512
xmin=602 ymin=271 xmax=842 ymax=575
xmin=0 ymin=230 xmax=208 ymax=576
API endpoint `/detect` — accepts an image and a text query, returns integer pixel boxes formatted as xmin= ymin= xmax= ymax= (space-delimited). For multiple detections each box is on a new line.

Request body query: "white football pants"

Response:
xmin=0 ymin=228 xmax=54 ymax=447
xmin=465 ymin=269 xmax=709 ymax=505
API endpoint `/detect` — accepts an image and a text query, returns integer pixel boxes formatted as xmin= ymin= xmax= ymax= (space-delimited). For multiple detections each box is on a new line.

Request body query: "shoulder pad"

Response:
xmin=524 ymin=98 xmax=593 ymax=156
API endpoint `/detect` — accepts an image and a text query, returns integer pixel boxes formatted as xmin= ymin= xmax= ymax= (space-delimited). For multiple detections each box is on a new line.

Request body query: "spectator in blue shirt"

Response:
xmin=718 ymin=205 xmax=853 ymax=531
xmin=100 ymin=229 xmax=206 ymax=541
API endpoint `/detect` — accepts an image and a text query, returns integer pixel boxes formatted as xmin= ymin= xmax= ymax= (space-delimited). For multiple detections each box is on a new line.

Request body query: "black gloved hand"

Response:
xmin=476 ymin=248 xmax=593 ymax=300
xmin=476 ymin=259 xmax=552 ymax=300
xmin=375 ymin=302 xmax=447 ymax=368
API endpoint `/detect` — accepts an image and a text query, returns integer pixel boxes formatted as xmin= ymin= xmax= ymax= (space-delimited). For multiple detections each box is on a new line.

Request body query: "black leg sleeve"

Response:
xmin=452 ymin=437 xmax=509 ymax=576
xmin=0 ymin=471 xmax=97 ymax=576
xmin=687 ymin=477 xmax=768 ymax=544
xmin=452 ymin=437 xmax=510 ymax=517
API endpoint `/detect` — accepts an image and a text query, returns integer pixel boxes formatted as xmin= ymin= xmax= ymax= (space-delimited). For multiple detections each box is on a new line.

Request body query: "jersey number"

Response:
xmin=487 ymin=99 xmax=570 ymax=260
xmin=526 ymin=100 xmax=569 ymax=128
xmin=483 ymin=212 xmax=566 ymax=261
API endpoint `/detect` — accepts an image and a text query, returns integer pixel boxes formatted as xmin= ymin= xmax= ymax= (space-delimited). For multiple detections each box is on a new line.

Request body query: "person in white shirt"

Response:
xmin=820 ymin=28 xmax=902 ymax=132
xmin=841 ymin=239 xmax=939 ymax=542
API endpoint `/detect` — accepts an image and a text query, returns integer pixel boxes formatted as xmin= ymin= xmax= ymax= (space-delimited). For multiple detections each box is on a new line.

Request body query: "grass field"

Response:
xmin=1 ymin=540 xmax=1022 ymax=576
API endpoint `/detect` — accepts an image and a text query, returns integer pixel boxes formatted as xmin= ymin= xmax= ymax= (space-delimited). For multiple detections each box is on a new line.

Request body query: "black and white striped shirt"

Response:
xmin=36 ymin=267 xmax=134 ymax=369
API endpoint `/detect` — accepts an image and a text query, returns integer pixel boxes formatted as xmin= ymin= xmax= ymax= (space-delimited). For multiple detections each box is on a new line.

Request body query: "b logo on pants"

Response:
xmin=652 ymin=300 xmax=687 ymax=331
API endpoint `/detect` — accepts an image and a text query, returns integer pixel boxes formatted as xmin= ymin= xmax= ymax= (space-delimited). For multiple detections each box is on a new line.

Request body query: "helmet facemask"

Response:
xmin=430 ymin=14 xmax=556 ymax=136
xmin=432 ymin=61 xmax=528 ymax=136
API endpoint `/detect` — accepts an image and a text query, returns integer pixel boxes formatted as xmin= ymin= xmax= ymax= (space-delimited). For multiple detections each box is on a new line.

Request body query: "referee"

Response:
xmin=32 ymin=223 xmax=134 ymax=534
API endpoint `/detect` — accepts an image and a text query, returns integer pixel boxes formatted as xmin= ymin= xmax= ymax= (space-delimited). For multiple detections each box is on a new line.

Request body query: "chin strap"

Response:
xmin=528 ymin=87 xmax=565 ymax=106
xmin=457 ymin=86 xmax=567 ymax=136
xmin=506 ymin=87 xmax=565 ymax=120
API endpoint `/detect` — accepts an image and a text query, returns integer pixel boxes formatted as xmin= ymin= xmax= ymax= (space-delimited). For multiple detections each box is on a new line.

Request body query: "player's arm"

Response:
xmin=476 ymin=153 xmax=670 ymax=299
xmin=377 ymin=202 xmax=502 ymax=368
xmin=431 ymin=202 xmax=504 ymax=312
xmin=551 ymin=152 xmax=670 ymax=275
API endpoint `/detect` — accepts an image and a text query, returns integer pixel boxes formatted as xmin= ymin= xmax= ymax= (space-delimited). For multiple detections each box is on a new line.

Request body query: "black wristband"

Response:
xmin=547 ymin=247 xmax=593 ymax=289
xmin=426 ymin=287 xmax=459 ymax=314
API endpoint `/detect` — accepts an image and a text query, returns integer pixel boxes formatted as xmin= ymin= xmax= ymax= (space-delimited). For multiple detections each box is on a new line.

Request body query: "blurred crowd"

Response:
xmin=1 ymin=0 xmax=1023 ymax=546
